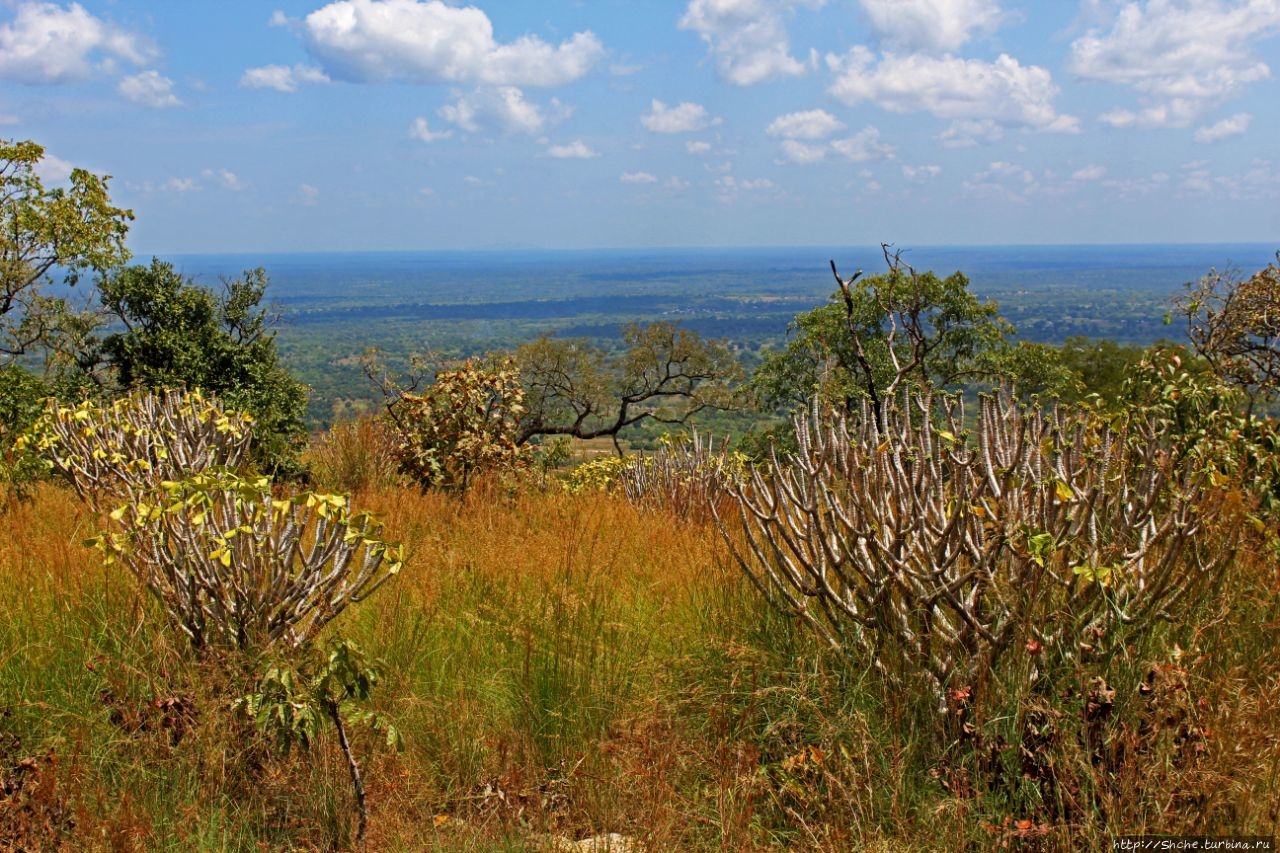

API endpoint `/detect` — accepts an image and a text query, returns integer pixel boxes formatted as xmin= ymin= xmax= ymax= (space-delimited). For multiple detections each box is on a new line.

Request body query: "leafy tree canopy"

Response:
xmin=96 ymin=259 xmax=309 ymax=477
xmin=751 ymin=247 xmax=1075 ymax=418
xmin=1177 ymin=253 xmax=1280 ymax=408
xmin=1 ymin=139 xmax=132 ymax=358
xmin=384 ymin=356 xmax=528 ymax=492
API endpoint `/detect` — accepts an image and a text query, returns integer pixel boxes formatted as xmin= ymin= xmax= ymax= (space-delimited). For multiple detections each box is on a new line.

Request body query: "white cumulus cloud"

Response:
xmin=685 ymin=140 xmax=713 ymax=154
xmin=117 ymin=70 xmax=181 ymax=108
xmin=240 ymin=64 xmax=329 ymax=92
xmin=857 ymin=0 xmax=1002 ymax=52
xmin=679 ymin=0 xmax=823 ymax=86
xmin=779 ymin=140 xmax=827 ymax=163
xmin=300 ymin=0 xmax=603 ymax=87
xmin=438 ymin=86 xmax=557 ymax=135
xmin=547 ymin=140 xmax=599 ymax=159
xmin=641 ymin=99 xmax=722 ymax=133
xmin=1070 ymin=0 xmax=1280 ymax=103
xmin=1194 ymin=112 xmax=1251 ymax=142
xmin=831 ymin=126 xmax=895 ymax=161
xmin=766 ymin=109 xmax=844 ymax=139
xmin=0 ymin=1 xmax=154 ymax=84
xmin=620 ymin=171 xmax=659 ymax=184
xmin=827 ymin=47 xmax=1078 ymax=133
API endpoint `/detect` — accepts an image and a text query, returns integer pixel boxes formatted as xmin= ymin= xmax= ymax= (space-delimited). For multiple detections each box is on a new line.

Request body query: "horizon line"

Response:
xmin=145 ymin=240 xmax=1279 ymax=258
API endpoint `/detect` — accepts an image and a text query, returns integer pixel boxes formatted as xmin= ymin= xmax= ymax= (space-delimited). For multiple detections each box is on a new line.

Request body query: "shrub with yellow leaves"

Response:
xmin=88 ymin=469 xmax=402 ymax=653
xmin=20 ymin=387 xmax=252 ymax=505
xmin=385 ymin=357 xmax=529 ymax=492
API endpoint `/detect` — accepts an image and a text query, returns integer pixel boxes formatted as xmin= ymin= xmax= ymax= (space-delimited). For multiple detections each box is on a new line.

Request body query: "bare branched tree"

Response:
xmin=516 ymin=322 xmax=743 ymax=452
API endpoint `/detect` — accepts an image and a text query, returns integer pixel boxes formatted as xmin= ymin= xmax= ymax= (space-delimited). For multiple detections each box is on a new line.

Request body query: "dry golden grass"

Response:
xmin=1 ymin=478 xmax=1278 ymax=851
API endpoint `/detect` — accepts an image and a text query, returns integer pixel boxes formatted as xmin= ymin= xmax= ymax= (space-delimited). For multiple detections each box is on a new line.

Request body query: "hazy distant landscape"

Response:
xmin=161 ymin=243 xmax=1278 ymax=427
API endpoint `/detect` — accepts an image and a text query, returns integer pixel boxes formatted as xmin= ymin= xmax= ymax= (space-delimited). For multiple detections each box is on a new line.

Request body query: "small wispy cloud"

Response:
xmin=164 ymin=177 xmax=199 ymax=192
xmin=1194 ymin=113 xmax=1251 ymax=143
xmin=202 ymin=169 xmax=246 ymax=191
xmin=902 ymin=164 xmax=941 ymax=181
xmin=547 ymin=140 xmax=599 ymax=159
xmin=766 ymin=109 xmax=844 ymax=140
xmin=118 ymin=70 xmax=182 ymax=108
xmin=641 ymin=99 xmax=721 ymax=133
xmin=241 ymin=64 xmax=329 ymax=93
xmin=409 ymin=117 xmax=452 ymax=142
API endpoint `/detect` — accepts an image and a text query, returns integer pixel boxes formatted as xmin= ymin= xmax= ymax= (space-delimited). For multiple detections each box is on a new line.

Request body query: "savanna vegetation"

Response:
xmin=3 ymin=138 xmax=1279 ymax=852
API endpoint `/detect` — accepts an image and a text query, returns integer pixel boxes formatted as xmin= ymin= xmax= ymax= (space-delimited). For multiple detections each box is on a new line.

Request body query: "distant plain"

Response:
xmin=156 ymin=243 xmax=1278 ymax=426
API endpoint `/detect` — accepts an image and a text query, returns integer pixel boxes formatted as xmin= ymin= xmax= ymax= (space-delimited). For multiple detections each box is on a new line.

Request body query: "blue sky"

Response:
xmin=3 ymin=0 xmax=1279 ymax=252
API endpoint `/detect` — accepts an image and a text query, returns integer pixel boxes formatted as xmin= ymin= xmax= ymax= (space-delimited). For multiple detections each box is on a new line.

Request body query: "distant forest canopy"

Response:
xmin=150 ymin=244 xmax=1271 ymax=429
xmin=20 ymin=243 xmax=1280 ymax=433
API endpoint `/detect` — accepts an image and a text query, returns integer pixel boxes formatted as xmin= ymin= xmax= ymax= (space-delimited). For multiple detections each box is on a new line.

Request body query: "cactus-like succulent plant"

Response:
xmin=716 ymin=390 xmax=1236 ymax=699
xmin=617 ymin=431 xmax=745 ymax=524
xmin=21 ymin=387 xmax=252 ymax=505
xmin=89 ymin=469 xmax=402 ymax=653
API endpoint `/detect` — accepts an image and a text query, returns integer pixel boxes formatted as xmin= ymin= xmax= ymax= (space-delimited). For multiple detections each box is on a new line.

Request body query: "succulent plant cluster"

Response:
xmin=715 ymin=390 xmax=1234 ymax=699
xmin=26 ymin=387 xmax=401 ymax=655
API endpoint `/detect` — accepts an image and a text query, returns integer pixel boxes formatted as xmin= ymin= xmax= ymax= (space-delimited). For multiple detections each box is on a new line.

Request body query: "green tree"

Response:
xmin=0 ymin=140 xmax=131 ymax=497
xmin=0 ymin=139 xmax=132 ymax=358
xmin=1053 ymin=336 xmax=1149 ymax=404
xmin=0 ymin=364 xmax=50 ymax=500
xmin=96 ymin=259 xmax=309 ymax=477
xmin=514 ymin=321 xmax=743 ymax=451
xmin=1177 ymin=253 xmax=1280 ymax=410
xmin=751 ymin=247 xmax=1074 ymax=422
